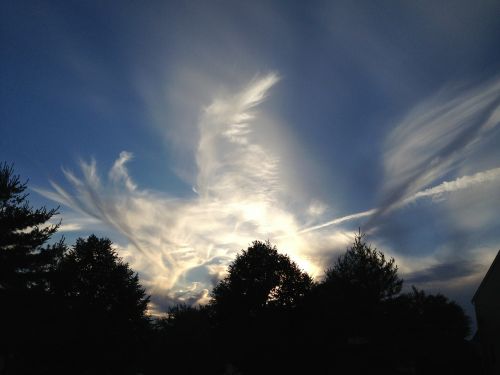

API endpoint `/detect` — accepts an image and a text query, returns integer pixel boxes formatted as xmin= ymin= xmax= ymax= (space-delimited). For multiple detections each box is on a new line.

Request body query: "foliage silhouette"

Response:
xmin=149 ymin=305 xmax=217 ymax=374
xmin=210 ymin=240 xmax=313 ymax=319
xmin=208 ymin=240 xmax=313 ymax=374
xmin=301 ymin=232 xmax=401 ymax=368
xmin=298 ymin=232 xmax=479 ymax=375
xmin=53 ymin=235 xmax=150 ymax=374
xmin=55 ymin=235 xmax=149 ymax=324
xmin=0 ymin=164 xmax=484 ymax=374
xmin=0 ymin=162 xmax=63 ymax=291
xmin=325 ymin=230 xmax=402 ymax=302
xmin=384 ymin=287 xmax=477 ymax=375
xmin=400 ymin=286 xmax=470 ymax=340
xmin=0 ymin=162 xmax=66 ymax=374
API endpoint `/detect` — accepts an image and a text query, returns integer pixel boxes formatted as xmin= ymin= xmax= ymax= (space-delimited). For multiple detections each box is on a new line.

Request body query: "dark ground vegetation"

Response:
xmin=0 ymin=163 xmax=482 ymax=374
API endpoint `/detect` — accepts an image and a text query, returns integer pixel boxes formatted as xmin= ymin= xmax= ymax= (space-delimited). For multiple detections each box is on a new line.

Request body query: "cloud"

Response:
xmin=109 ymin=151 xmax=137 ymax=191
xmin=298 ymin=209 xmax=376 ymax=234
xmin=195 ymin=73 xmax=281 ymax=200
xmin=37 ymin=73 xmax=330 ymax=312
xmin=405 ymin=260 xmax=482 ymax=284
xmin=37 ymin=72 xmax=500 ymax=313
xmin=300 ymin=166 xmax=500 ymax=234
xmin=403 ymin=167 xmax=500 ymax=204
xmin=290 ymin=164 xmax=500 ymax=297
xmin=370 ymin=76 xmax=500 ymax=224
xmin=57 ymin=223 xmax=83 ymax=232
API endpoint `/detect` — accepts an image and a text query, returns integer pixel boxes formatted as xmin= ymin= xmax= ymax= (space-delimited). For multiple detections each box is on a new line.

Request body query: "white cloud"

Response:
xmin=303 ymin=166 xmax=500 ymax=232
xmin=37 ymin=73 xmax=500 ymax=312
xmin=306 ymin=200 xmax=328 ymax=217
xmin=37 ymin=73 xmax=337 ymax=311
xmin=109 ymin=151 xmax=137 ymax=191
xmin=404 ymin=167 xmax=500 ymax=204
xmin=376 ymin=76 xmax=500 ymax=219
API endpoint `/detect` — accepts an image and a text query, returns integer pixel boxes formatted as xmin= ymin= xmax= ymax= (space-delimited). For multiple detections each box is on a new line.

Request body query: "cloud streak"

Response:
xmin=299 ymin=166 xmax=500 ymax=234
xmin=36 ymin=73 xmax=500 ymax=313
xmin=37 ymin=73 xmax=318 ymax=312
xmin=405 ymin=167 xmax=500 ymax=204
xmin=370 ymin=77 xmax=500 ymax=224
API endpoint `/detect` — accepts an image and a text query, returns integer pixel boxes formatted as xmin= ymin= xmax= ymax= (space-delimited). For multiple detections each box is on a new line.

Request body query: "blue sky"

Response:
xmin=2 ymin=0 xmax=500 ymax=317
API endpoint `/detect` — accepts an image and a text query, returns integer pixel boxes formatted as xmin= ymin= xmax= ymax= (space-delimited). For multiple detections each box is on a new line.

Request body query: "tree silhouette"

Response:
xmin=209 ymin=240 xmax=313 ymax=374
xmin=325 ymin=230 xmax=402 ymax=302
xmin=150 ymin=305 xmax=216 ymax=374
xmin=400 ymin=286 xmax=470 ymax=340
xmin=0 ymin=161 xmax=482 ymax=374
xmin=53 ymin=235 xmax=150 ymax=373
xmin=210 ymin=240 xmax=313 ymax=319
xmin=302 ymin=232 xmax=479 ymax=375
xmin=55 ymin=235 xmax=149 ymax=321
xmin=299 ymin=232 xmax=405 ymax=373
xmin=0 ymin=162 xmax=66 ymax=374
xmin=384 ymin=287 xmax=477 ymax=374
xmin=0 ymin=162 xmax=63 ymax=291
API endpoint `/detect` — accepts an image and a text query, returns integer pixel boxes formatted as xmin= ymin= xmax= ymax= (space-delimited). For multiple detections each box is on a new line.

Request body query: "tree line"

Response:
xmin=0 ymin=163 xmax=482 ymax=374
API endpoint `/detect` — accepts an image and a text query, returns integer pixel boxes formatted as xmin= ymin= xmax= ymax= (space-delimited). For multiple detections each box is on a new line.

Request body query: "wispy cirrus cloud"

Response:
xmin=299 ymin=166 xmax=500 ymax=235
xmin=37 ymin=73 xmax=323 ymax=313
xmin=371 ymin=77 xmax=500 ymax=223
xmin=404 ymin=167 xmax=500 ymax=204
xmin=299 ymin=76 xmax=500 ymax=306
xmin=36 ymin=73 xmax=500 ymax=313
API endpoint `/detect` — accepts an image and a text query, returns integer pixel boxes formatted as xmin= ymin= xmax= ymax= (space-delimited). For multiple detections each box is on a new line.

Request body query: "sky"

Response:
xmin=2 ymin=0 xmax=500 ymax=318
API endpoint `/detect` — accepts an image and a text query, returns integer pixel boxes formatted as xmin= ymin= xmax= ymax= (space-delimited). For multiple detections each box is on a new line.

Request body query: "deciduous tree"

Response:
xmin=209 ymin=240 xmax=313 ymax=374
xmin=210 ymin=240 xmax=313 ymax=319
xmin=54 ymin=235 xmax=150 ymax=373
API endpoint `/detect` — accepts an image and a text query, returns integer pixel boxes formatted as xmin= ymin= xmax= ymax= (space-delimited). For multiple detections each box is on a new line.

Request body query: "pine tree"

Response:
xmin=325 ymin=231 xmax=402 ymax=302
xmin=0 ymin=162 xmax=63 ymax=290
xmin=0 ymin=162 xmax=65 ymax=373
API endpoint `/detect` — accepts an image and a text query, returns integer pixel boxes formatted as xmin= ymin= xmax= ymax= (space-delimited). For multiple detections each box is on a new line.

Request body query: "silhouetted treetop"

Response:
xmin=0 ymin=162 xmax=479 ymax=374
xmin=326 ymin=231 xmax=402 ymax=302
xmin=0 ymin=162 xmax=66 ymax=374
xmin=0 ymin=162 xmax=63 ymax=291
xmin=54 ymin=235 xmax=150 ymax=324
xmin=210 ymin=240 xmax=313 ymax=318
xmin=400 ymin=286 xmax=471 ymax=340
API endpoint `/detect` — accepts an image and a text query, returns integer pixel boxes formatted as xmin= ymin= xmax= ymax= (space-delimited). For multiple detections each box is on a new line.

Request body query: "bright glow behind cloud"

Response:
xmin=38 ymin=74 xmax=327 ymax=312
xmin=37 ymin=73 xmax=500 ymax=313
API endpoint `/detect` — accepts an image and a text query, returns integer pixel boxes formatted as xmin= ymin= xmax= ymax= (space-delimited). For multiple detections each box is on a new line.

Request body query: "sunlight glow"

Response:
xmin=36 ymin=73 xmax=500 ymax=312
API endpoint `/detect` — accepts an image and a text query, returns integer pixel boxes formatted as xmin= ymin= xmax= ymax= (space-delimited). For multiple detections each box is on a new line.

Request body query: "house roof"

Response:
xmin=472 ymin=249 xmax=500 ymax=303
